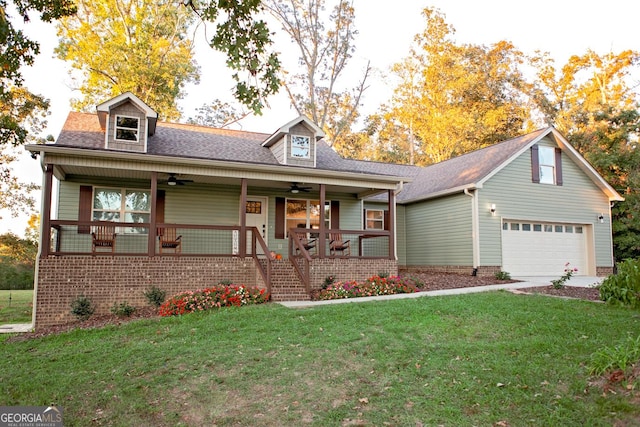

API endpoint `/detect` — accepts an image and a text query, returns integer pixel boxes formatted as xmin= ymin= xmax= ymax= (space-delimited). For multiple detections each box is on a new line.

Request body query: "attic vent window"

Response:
xmin=115 ymin=115 xmax=139 ymax=142
xmin=291 ymin=135 xmax=310 ymax=158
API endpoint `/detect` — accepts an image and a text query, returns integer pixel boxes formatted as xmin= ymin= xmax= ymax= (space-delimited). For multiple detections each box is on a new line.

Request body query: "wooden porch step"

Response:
xmin=268 ymin=259 xmax=311 ymax=301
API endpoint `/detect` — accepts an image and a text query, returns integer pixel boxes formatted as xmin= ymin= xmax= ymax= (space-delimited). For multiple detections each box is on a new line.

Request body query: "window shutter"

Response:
xmin=384 ymin=210 xmax=390 ymax=231
xmin=331 ymin=200 xmax=340 ymax=229
xmin=531 ymin=145 xmax=540 ymax=183
xmin=275 ymin=197 xmax=285 ymax=239
xmin=555 ymin=147 xmax=563 ymax=186
xmin=156 ymin=190 xmax=165 ymax=223
xmin=78 ymin=185 xmax=92 ymax=234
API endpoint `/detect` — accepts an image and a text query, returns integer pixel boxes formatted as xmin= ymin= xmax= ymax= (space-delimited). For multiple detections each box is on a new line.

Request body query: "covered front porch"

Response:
xmin=32 ymin=153 xmax=406 ymax=326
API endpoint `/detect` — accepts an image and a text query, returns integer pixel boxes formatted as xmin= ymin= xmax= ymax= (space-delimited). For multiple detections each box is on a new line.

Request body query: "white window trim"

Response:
xmin=291 ymin=135 xmax=311 ymax=159
xmin=114 ymin=114 xmax=140 ymax=143
xmin=92 ymin=187 xmax=151 ymax=234
xmin=365 ymin=209 xmax=385 ymax=230
xmin=284 ymin=198 xmax=330 ymax=238
xmin=538 ymin=146 xmax=556 ymax=185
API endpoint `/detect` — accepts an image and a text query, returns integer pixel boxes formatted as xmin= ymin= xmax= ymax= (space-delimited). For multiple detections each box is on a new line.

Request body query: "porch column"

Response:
xmin=239 ymin=178 xmax=247 ymax=257
xmin=148 ymin=172 xmax=157 ymax=256
xmin=318 ymin=184 xmax=326 ymax=258
xmin=388 ymin=189 xmax=396 ymax=260
xmin=40 ymin=164 xmax=54 ymax=258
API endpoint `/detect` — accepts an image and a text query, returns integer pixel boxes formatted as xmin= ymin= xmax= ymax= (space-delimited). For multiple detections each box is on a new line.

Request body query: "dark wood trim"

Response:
xmin=78 ymin=185 xmax=92 ymax=234
xmin=330 ymin=200 xmax=339 ymax=229
xmin=275 ymin=197 xmax=285 ymax=239
xmin=148 ymin=172 xmax=157 ymax=256
xmin=555 ymin=147 xmax=563 ymax=186
xmin=239 ymin=178 xmax=247 ymax=257
xmin=388 ymin=190 xmax=395 ymax=260
xmin=531 ymin=145 xmax=540 ymax=183
xmin=318 ymin=184 xmax=326 ymax=258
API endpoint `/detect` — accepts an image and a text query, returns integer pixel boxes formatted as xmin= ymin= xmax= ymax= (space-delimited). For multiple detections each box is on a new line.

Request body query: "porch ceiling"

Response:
xmin=53 ymin=163 xmax=394 ymax=196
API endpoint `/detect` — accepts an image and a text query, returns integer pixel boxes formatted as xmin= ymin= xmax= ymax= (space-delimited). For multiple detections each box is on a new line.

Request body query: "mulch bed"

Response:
xmin=6 ymin=273 xmax=602 ymax=342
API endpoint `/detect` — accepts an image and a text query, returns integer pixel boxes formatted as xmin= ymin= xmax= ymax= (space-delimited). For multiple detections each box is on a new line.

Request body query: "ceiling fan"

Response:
xmin=165 ymin=173 xmax=194 ymax=186
xmin=288 ymin=182 xmax=312 ymax=193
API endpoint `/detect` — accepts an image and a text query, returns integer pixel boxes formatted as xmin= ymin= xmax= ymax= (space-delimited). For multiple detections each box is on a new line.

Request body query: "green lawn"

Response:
xmin=1 ymin=291 xmax=639 ymax=426
xmin=0 ymin=289 xmax=33 ymax=324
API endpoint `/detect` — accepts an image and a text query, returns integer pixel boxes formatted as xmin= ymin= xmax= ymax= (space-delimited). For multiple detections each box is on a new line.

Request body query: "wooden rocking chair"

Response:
xmin=329 ymin=232 xmax=351 ymax=257
xmin=295 ymin=232 xmax=317 ymax=256
xmin=158 ymin=227 xmax=182 ymax=255
xmin=91 ymin=225 xmax=117 ymax=255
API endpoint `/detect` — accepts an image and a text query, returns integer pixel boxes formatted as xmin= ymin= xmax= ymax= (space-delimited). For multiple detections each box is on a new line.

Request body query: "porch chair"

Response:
xmin=295 ymin=232 xmax=317 ymax=256
xmin=329 ymin=232 xmax=351 ymax=257
xmin=158 ymin=227 xmax=182 ymax=255
xmin=91 ymin=225 xmax=117 ymax=255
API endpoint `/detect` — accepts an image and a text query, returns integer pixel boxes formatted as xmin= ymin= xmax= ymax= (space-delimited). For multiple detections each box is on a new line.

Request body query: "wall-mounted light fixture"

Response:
xmin=490 ymin=204 xmax=496 ymax=216
xmin=598 ymin=213 xmax=605 ymax=223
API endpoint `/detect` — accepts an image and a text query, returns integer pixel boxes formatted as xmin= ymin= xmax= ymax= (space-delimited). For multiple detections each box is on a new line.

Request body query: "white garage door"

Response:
xmin=501 ymin=221 xmax=587 ymax=276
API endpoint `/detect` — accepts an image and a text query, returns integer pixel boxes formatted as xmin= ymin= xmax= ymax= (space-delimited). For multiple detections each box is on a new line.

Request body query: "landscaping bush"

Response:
xmin=110 ymin=301 xmax=136 ymax=317
xmin=599 ymin=258 xmax=640 ymax=307
xmin=143 ymin=286 xmax=166 ymax=307
xmin=70 ymin=295 xmax=95 ymax=321
xmin=314 ymin=275 xmax=419 ymax=300
xmin=158 ymin=285 xmax=270 ymax=317
xmin=495 ymin=271 xmax=511 ymax=280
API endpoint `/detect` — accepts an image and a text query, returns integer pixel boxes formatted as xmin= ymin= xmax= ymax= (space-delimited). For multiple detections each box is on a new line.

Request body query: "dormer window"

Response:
xmin=115 ymin=115 xmax=139 ymax=142
xmin=291 ymin=135 xmax=310 ymax=158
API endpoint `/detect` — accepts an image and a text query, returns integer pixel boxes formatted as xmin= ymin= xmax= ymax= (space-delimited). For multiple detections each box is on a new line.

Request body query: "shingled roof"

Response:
xmin=55 ymin=112 xmax=406 ymax=176
xmin=51 ymin=112 xmax=620 ymax=202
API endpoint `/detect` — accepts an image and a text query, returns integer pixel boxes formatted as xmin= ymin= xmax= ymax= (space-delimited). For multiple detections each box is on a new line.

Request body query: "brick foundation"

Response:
xmin=34 ymin=256 xmax=264 ymax=328
xmin=34 ymin=256 xmax=398 ymax=328
xmin=401 ymin=265 xmax=502 ymax=277
xmin=596 ymin=266 xmax=614 ymax=277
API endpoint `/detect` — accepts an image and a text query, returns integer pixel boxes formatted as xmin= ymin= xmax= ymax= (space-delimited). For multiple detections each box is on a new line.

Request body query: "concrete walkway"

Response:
xmin=279 ymin=276 xmax=604 ymax=308
xmin=0 ymin=323 xmax=33 ymax=334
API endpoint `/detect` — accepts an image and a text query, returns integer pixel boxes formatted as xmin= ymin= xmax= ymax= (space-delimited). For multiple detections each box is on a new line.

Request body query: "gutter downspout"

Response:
xmin=464 ymin=188 xmax=480 ymax=273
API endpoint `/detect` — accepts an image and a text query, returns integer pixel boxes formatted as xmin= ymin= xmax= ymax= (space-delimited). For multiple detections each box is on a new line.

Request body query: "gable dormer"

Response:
xmin=262 ymin=116 xmax=325 ymax=167
xmin=96 ymin=92 xmax=158 ymax=153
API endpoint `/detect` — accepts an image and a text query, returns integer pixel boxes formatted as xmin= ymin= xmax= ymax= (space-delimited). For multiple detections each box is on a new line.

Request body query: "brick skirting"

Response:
xmin=401 ymin=265 xmax=502 ymax=277
xmin=34 ymin=256 xmax=264 ymax=328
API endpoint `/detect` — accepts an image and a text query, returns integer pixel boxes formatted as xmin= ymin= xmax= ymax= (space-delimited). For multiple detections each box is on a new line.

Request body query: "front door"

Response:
xmin=245 ymin=196 xmax=268 ymax=254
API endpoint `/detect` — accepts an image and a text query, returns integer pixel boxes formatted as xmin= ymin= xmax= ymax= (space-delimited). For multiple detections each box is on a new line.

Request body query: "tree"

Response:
xmin=56 ymin=0 xmax=199 ymax=121
xmin=370 ymin=8 xmax=534 ymax=165
xmin=0 ymin=232 xmax=37 ymax=289
xmin=532 ymin=49 xmax=640 ymax=260
xmin=265 ymin=0 xmax=369 ymax=151
xmin=1 ymin=0 xmax=75 ymax=218
xmin=187 ymin=100 xmax=247 ymax=128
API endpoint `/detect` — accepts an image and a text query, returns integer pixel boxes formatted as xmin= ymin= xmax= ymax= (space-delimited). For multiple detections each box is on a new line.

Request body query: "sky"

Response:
xmin=2 ymin=0 xmax=639 ymax=236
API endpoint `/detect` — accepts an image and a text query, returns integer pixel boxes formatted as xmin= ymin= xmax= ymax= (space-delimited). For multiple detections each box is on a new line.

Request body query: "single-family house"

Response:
xmin=26 ymin=93 xmax=622 ymax=327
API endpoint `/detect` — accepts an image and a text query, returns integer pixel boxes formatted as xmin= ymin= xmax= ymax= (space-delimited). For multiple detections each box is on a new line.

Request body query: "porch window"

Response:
xmin=365 ymin=209 xmax=384 ymax=230
xmin=291 ymin=135 xmax=310 ymax=158
xmin=114 ymin=115 xmax=139 ymax=142
xmin=92 ymin=188 xmax=151 ymax=233
xmin=285 ymin=199 xmax=330 ymax=237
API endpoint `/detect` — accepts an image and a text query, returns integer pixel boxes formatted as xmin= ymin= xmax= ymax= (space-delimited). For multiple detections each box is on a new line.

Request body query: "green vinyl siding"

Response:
xmin=396 ymin=204 xmax=406 ymax=265
xmin=404 ymin=193 xmax=472 ymax=266
xmin=478 ymin=137 xmax=613 ymax=268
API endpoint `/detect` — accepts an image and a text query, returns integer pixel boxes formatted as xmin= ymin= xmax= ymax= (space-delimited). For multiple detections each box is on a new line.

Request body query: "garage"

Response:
xmin=501 ymin=220 xmax=588 ymax=276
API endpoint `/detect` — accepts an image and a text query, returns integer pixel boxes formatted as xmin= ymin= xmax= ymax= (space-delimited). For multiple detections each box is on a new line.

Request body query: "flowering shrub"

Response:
xmin=551 ymin=262 xmax=578 ymax=289
xmin=159 ymin=285 xmax=270 ymax=317
xmin=313 ymin=275 xmax=419 ymax=300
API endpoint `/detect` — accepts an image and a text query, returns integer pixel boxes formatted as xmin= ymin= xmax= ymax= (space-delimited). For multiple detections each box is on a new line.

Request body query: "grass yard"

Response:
xmin=1 ymin=291 xmax=639 ymax=426
xmin=0 ymin=289 xmax=33 ymax=324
